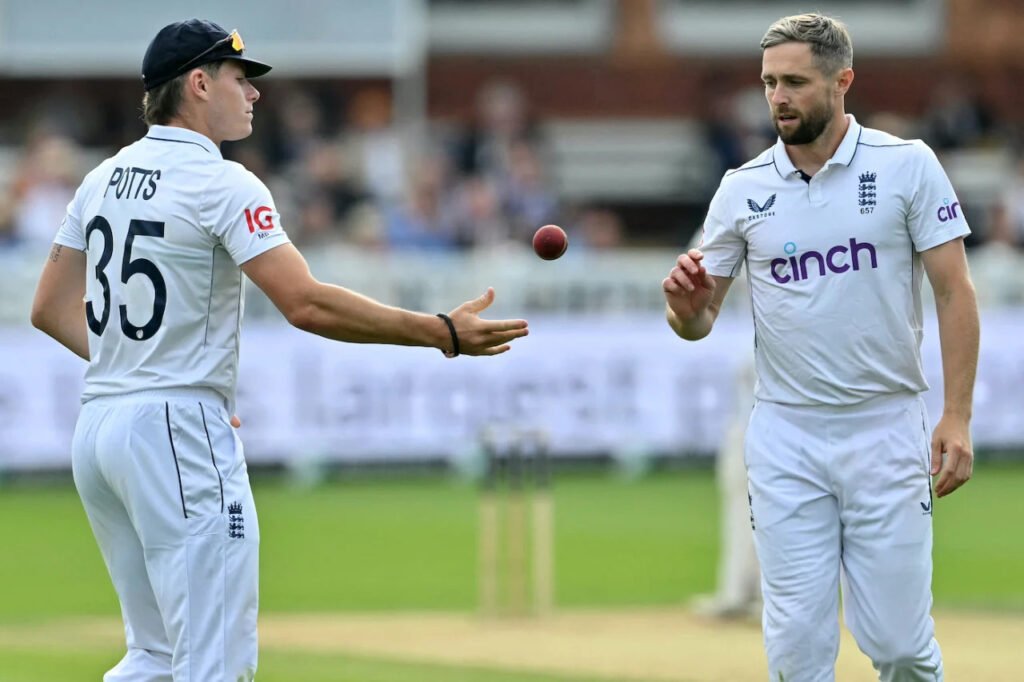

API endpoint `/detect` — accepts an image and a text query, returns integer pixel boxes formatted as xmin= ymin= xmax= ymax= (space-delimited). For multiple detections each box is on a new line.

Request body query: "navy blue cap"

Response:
xmin=142 ymin=19 xmax=272 ymax=92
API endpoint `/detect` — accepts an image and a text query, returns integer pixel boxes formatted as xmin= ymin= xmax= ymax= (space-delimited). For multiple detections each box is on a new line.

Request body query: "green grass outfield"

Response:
xmin=1 ymin=463 xmax=1022 ymax=681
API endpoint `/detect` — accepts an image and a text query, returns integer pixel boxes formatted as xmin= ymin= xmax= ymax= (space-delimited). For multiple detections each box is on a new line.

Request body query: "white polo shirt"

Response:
xmin=700 ymin=115 xmax=970 ymax=406
xmin=54 ymin=125 xmax=290 ymax=406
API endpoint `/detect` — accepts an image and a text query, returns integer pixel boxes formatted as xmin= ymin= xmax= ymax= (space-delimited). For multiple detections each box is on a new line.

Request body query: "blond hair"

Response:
xmin=142 ymin=62 xmax=222 ymax=126
xmin=760 ymin=13 xmax=853 ymax=75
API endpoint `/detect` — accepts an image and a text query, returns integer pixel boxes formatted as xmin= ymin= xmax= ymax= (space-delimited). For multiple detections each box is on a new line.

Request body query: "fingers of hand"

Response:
xmin=676 ymin=254 xmax=702 ymax=277
xmin=452 ymin=288 xmax=495 ymax=317
xmin=458 ymin=323 xmax=528 ymax=355
xmin=930 ymin=437 xmax=943 ymax=475
xmin=667 ymin=267 xmax=696 ymax=292
xmin=473 ymin=344 xmax=511 ymax=357
xmin=469 ymin=287 xmax=496 ymax=313
xmin=473 ymin=319 xmax=528 ymax=334
xmin=935 ymin=446 xmax=973 ymax=497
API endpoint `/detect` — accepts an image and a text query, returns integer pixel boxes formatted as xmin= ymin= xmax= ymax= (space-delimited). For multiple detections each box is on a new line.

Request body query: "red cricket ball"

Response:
xmin=532 ymin=224 xmax=568 ymax=260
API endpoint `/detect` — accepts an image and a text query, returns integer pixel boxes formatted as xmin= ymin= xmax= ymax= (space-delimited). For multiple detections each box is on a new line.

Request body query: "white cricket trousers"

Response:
xmin=71 ymin=388 xmax=259 ymax=682
xmin=746 ymin=391 xmax=942 ymax=682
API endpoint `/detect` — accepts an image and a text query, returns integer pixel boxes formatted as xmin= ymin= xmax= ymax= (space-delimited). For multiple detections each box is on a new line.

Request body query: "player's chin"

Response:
xmin=225 ymin=122 xmax=254 ymax=142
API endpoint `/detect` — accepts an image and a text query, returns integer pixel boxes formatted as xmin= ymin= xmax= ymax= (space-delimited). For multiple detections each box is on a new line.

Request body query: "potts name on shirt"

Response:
xmin=103 ymin=166 xmax=162 ymax=201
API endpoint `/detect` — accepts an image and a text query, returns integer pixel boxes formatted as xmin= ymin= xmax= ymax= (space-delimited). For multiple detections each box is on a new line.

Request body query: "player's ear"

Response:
xmin=835 ymin=67 xmax=854 ymax=97
xmin=186 ymin=69 xmax=211 ymax=101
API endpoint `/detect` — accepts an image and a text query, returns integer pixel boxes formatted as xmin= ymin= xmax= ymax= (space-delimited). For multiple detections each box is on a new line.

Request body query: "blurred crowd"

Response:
xmin=2 ymin=76 xmax=1024 ymax=304
xmin=0 ymin=80 xmax=624 ymax=258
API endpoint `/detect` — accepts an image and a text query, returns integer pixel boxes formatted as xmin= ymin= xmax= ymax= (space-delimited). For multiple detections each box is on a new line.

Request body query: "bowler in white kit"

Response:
xmin=663 ymin=13 xmax=979 ymax=682
xmin=30 ymin=18 xmax=528 ymax=682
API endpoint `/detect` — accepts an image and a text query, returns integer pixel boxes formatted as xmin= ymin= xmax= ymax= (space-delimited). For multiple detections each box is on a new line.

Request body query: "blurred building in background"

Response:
xmin=2 ymin=0 xmax=1023 ymax=469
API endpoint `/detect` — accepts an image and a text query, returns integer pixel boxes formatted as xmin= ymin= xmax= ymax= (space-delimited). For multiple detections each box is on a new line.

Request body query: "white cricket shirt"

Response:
xmin=54 ymin=125 xmax=290 ymax=406
xmin=700 ymin=115 xmax=970 ymax=406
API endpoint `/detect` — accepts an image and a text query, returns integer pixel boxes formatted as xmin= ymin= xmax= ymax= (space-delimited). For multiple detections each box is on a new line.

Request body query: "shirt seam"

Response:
xmin=725 ymin=161 xmax=774 ymax=177
xmin=144 ymin=135 xmax=213 ymax=155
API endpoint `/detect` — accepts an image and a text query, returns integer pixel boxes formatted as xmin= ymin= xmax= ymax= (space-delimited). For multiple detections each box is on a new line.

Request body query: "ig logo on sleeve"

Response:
xmin=244 ymin=206 xmax=275 ymax=233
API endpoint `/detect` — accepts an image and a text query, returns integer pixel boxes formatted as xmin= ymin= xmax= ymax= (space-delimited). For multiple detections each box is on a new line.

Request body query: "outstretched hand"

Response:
xmin=663 ymin=249 xmax=717 ymax=321
xmin=447 ymin=287 xmax=528 ymax=357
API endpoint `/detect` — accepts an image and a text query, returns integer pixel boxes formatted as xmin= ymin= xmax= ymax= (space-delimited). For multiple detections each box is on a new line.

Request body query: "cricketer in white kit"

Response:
xmin=31 ymin=19 xmax=529 ymax=682
xmin=663 ymin=13 xmax=979 ymax=682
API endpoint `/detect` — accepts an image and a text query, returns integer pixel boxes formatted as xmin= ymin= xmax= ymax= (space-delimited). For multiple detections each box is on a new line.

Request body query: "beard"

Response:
xmin=773 ymin=99 xmax=833 ymax=145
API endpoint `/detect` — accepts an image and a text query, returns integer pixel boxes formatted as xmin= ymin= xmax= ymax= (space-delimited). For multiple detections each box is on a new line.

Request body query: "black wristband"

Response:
xmin=436 ymin=313 xmax=460 ymax=358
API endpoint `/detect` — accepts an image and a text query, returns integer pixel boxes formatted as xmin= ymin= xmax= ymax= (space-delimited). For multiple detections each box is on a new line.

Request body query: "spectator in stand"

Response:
xmin=384 ymin=155 xmax=458 ymax=251
xmin=501 ymin=140 xmax=559 ymax=240
xmin=293 ymin=191 xmax=344 ymax=248
xmin=266 ymin=88 xmax=325 ymax=170
xmin=970 ymin=203 xmax=1024 ymax=307
xmin=300 ymin=140 xmax=365 ymax=222
xmin=449 ymin=175 xmax=511 ymax=249
xmin=12 ymin=134 xmax=83 ymax=246
xmin=344 ymin=201 xmax=387 ymax=251
xmin=993 ymin=153 xmax=1024 ymax=247
xmin=572 ymin=207 xmax=624 ymax=251
xmin=341 ymin=87 xmax=406 ymax=203
xmin=454 ymin=80 xmax=542 ymax=181
xmin=704 ymin=84 xmax=753 ymax=180
xmin=922 ymin=77 xmax=996 ymax=151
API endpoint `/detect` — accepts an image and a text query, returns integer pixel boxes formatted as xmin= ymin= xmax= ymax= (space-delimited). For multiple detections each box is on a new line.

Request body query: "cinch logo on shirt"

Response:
xmin=937 ymin=198 xmax=961 ymax=223
xmin=770 ymin=238 xmax=878 ymax=284
xmin=244 ymin=206 xmax=275 ymax=233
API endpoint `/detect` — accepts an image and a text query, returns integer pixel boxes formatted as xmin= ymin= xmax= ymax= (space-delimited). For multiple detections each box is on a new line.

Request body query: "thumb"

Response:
xmin=930 ymin=434 xmax=943 ymax=475
xmin=231 ymin=414 xmax=242 ymax=429
xmin=463 ymin=287 xmax=495 ymax=315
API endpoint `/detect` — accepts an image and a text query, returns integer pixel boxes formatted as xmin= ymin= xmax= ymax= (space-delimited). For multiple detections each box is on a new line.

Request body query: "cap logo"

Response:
xmin=230 ymin=29 xmax=244 ymax=53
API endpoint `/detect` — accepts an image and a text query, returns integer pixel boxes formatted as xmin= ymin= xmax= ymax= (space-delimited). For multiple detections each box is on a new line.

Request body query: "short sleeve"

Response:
xmin=203 ymin=162 xmax=290 ymax=265
xmin=906 ymin=141 xmax=971 ymax=252
xmin=699 ymin=181 xmax=747 ymax=278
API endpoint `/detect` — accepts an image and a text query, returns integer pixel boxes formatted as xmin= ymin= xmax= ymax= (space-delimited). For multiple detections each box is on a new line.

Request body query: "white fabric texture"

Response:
xmin=54 ymin=125 xmax=290 ymax=409
xmin=699 ymin=116 xmax=970 ymax=406
xmin=746 ymin=391 xmax=942 ymax=682
xmin=72 ymin=388 xmax=259 ymax=682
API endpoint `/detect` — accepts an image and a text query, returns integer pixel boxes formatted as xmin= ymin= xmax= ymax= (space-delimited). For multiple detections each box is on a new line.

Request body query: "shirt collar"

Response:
xmin=772 ymin=114 xmax=862 ymax=180
xmin=145 ymin=125 xmax=222 ymax=158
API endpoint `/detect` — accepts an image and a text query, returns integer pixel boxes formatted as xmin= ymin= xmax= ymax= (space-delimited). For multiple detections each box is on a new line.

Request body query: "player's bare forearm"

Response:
xmin=242 ymin=244 xmax=449 ymax=350
xmin=38 ymin=302 xmax=90 ymax=360
xmin=933 ymin=281 xmax=979 ymax=421
xmin=295 ymin=282 xmax=449 ymax=349
xmin=244 ymin=244 xmax=527 ymax=356
xmin=922 ymin=239 xmax=979 ymax=421
xmin=31 ymin=244 xmax=90 ymax=361
xmin=922 ymin=239 xmax=978 ymax=497
xmin=931 ymin=280 xmax=978 ymax=496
